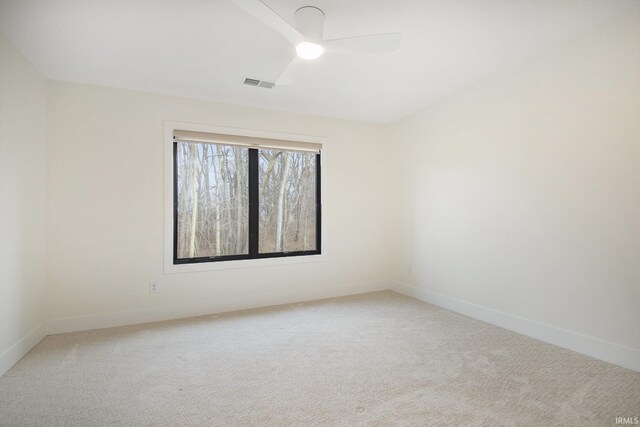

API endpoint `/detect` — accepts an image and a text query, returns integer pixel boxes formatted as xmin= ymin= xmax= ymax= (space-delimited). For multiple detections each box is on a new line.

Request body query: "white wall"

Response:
xmin=388 ymin=16 xmax=640 ymax=369
xmin=0 ymin=36 xmax=47 ymax=374
xmin=46 ymin=81 xmax=391 ymax=331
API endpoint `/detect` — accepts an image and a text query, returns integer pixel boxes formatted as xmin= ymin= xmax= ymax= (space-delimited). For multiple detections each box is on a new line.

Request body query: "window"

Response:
xmin=173 ymin=130 xmax=321 ymax=264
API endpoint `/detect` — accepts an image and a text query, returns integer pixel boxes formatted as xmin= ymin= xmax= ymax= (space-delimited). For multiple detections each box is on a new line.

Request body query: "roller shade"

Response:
xmin=174 ymin=130 xmax=322 ymax=153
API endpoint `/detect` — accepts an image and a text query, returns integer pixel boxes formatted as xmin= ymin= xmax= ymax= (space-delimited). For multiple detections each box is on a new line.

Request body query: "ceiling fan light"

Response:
xmin=296 ymin=42 xmax=324 ymax=60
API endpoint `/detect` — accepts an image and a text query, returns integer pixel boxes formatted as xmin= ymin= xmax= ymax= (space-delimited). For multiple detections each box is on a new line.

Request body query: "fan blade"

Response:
xmin=323 ymin=33 xmax=401 ymax=54
xmin=276 ymin=56 xmax=302 ymax=86
xmin=232 ymin=0 xmax=304 ymax=46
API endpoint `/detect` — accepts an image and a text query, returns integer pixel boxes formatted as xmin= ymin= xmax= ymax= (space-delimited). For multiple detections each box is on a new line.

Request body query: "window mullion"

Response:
xmin=248 ymin=148 xmax=259 ymax=257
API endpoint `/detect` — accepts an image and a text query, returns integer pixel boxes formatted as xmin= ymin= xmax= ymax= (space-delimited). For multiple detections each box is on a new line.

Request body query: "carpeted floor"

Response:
xmin=0 ymin=291 xmax=638 ymax=426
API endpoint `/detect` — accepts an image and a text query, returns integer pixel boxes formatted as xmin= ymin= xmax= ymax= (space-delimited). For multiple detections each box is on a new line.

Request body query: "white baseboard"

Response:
xmin=391 ymin=281 xmax=640 ymax=373
xmin=47 ymin=280 xmax=390 ymax=336
xmin=0 ymin=324 xmax=46 ymax=378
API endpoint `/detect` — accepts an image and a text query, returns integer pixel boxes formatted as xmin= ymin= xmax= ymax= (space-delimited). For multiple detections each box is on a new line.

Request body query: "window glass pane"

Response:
xmin=176 ymin=142 xmax=249 ymax=258
xmin=259 ymin=149 xmax=317 ymax=253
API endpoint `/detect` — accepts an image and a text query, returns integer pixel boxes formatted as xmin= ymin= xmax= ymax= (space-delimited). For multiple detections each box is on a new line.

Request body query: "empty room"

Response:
xmin=1 ymin=0 xmax=639 ymax=425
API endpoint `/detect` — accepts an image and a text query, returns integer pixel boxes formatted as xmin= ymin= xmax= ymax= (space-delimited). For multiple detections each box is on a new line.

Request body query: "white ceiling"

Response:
xmin=0 ymin=0 xmax=637 ymax=123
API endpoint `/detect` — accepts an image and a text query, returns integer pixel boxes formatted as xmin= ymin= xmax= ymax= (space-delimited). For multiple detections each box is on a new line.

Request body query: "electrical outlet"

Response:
xmin=149 ymin=282 xmax=158 ymax=294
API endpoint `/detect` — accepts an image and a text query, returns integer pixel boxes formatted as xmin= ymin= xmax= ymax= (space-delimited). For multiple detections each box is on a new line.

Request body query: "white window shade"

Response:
xmin=174 ymin=130 xmax=322 ymax=153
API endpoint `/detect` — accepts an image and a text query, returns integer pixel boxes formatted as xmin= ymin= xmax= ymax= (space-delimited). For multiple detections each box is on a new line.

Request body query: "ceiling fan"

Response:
xmin=232 ymin=0 xmax=401 ymax=85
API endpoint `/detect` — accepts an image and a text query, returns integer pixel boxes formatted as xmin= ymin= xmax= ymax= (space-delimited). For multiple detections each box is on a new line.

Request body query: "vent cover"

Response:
xmin=243 ymin=77 xmax=275 ymax=89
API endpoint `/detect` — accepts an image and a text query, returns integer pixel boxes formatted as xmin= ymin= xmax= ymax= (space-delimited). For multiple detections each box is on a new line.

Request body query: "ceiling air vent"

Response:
xmin=243 ymin=77 xmax=275 ymax=89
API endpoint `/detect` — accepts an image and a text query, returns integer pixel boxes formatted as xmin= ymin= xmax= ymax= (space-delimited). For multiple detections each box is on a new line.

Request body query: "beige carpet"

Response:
xmin=0 ymin=291 xmax=638 ymax=426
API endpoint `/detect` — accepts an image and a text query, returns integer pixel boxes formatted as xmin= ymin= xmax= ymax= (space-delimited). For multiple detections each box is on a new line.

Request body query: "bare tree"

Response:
xmin=188 ymin=143 xmax=200 ymax=258
xmin=274 ymin=152 xmax=290 ymax=252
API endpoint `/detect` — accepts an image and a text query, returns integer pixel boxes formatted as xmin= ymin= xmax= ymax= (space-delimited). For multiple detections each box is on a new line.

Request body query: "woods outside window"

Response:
xmin=173 ymin=130 xmax=321 ymax=264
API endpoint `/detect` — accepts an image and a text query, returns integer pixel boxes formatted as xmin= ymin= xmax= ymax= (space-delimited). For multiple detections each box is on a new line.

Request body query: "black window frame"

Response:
xmin=172 ymin=140 xmax=321 ymax=264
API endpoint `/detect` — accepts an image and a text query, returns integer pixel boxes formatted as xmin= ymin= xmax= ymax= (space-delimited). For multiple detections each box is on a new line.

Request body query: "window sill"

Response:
xmin=164 ymin=252 xmax=328 ymax=274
